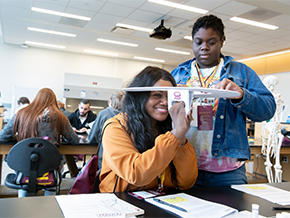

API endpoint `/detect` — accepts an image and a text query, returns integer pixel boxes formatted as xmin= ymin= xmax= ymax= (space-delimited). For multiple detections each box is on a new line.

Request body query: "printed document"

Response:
xmin=55 ymin=193 xmax=144 ymax=217
xmin=145 ymin=193 xmax=237 ymax=218
xmin=231 ymin=184 xmax=290 ymax=205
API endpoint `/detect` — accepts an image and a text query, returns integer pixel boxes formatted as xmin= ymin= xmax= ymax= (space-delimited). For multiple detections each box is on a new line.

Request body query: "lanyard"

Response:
xmin=194 ymin=60 xmax=220 ymax=115
xmin=157 ymin=172 xmax=165 ymax=192
xmin=194 ymin=60 xmax=220 ymax=88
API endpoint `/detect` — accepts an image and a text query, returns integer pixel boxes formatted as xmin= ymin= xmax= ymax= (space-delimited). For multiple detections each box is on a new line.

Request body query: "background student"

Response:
xmin=88 ymin=90 xmax=124 ymax=170
xmin=68 ymin=99 xmax=96 ymax=134
xmin=171 ymin=14 xmax=276 ymax=187
xmin=14 ymin=96 xmax=30 ymax=114
xmin=99 ymin=66 xmax=197 ymax=193
xmin=57 ymin=100 xmax=71 ymax=117
xmin=0 ymin=88 xmax=79 ymax=197
xmin=67 ymin=99 xmax=97 ymax=166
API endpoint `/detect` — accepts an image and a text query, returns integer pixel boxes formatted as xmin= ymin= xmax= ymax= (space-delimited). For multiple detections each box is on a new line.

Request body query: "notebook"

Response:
xmin=145 ymin=193 xmax=237 ymax=218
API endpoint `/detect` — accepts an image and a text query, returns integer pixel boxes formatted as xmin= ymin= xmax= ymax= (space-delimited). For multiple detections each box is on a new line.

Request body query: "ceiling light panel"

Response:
xmin=148 ymin=0 xmax=208 ymax=14
xmin=31 ymin=7 xmax=91 ymax=21
xmin=134 ymin=56 xmax=165 ymax=63
xmin=116 ymin=23 xmax=153 ymax=32
xmin=155 ymin=47 xmax=190 ymax=55
xmin=27 ymin=27 xmax=76 ymax=37
xmin=230 ymin=17 xmax=279 ymax=30
xmin=25 ymin=41 xmax=66 ymax=49
xmin=184 ymin=36 xmax=192 ymax=40
xmin=97 ymin=38 xmax=138 ymax=47
xmin=84 ymin=49 xmax=119 ymax=57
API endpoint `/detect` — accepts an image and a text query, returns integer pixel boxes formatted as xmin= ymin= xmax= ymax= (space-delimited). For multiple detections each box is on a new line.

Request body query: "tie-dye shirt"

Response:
xmin=185 ymin=58 xmax=244 ymax=172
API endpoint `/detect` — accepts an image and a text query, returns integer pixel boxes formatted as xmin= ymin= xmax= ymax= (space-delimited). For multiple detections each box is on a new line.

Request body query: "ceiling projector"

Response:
xmin=149 ymin=19 xmax=172 ymax=40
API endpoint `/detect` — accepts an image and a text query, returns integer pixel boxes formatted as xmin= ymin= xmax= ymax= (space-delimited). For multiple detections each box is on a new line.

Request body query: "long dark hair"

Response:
xmin=122 ymin=66 xmax=179 ymax=187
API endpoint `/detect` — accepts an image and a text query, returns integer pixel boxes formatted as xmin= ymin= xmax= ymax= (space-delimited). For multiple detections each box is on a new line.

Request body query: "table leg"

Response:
xmin=63 ymin=155 xmax=79 ymax=178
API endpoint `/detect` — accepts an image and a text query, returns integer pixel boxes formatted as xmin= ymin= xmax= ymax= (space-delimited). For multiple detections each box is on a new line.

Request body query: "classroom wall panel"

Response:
xmin=266 ymin=53 xmax=290 ymax=75
xmin=242 ymin=58 xmax=266 ymax=75
xmin=242 ymin=52 xmax=290 ymax=75
xmin=0 ymin=42 xmax=175 ymax=119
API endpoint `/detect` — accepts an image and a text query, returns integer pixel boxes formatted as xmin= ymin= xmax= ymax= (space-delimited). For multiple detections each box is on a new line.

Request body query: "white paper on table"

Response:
xmin=231 ymin=184 xmax=290 ymax=206
xmin=55 ymin=193 xmax=144 ymax=218
xmin=225 ymin=210 xmax=267 ymax=218
xmin=145 ymin=193 xmax=237 ymax=218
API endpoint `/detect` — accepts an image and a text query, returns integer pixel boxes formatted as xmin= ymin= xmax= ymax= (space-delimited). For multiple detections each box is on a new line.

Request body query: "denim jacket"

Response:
xmin=171 ymin=55 xmax=276 ymax=160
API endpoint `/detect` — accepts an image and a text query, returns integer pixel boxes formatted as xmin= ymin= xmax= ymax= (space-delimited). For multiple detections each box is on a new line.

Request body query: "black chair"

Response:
xmin=5 ymin=137 xmax=62 ymax=197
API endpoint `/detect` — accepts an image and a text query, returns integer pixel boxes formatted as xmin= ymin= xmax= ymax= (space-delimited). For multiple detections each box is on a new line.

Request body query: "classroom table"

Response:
xmin=1 ymin=137 xmax=290 ymax=183
xmin=249 ymin=137 xmax=290 ymax=155
xmin=0 ymin=182 xmax=290 ymax=217
xmin=0 ymin=139 xmax=98 ymax=184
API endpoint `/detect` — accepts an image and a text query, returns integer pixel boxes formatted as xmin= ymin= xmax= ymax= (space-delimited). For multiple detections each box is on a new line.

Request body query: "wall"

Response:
xmin=242 ymin=52 xmax=290 ymax=76
xmin=259 ymin=71 xmax=290 ymax=122
xmin=241 ymin=53 xmax=290 ymax=122
xmin=0 ymin=42 xmax=176 ymax=118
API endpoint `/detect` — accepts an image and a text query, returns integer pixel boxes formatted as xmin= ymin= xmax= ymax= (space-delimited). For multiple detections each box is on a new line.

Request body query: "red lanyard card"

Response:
xmin=197 ymin=105 xmax=213 ymax=131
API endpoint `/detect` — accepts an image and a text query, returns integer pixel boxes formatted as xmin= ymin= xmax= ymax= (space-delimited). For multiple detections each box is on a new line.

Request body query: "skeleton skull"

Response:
xmin=263 ymin=75 xmax=279 ymax=92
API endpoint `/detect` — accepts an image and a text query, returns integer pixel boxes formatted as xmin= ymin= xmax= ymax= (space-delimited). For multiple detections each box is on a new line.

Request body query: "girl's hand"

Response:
xmin=169 ymin=101 xmax=192 ymax=145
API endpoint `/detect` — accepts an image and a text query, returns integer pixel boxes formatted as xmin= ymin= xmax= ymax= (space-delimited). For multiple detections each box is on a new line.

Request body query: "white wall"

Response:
xmin=0 ymin=42 xmax=176 ymax=118
xmin=260 ymin=72 xmax=290 ymax=122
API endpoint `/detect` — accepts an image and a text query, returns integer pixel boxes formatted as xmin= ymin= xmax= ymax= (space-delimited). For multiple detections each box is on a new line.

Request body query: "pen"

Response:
xmin=153 ymin=198 xmax=187 ymax=213
xmin=272 ymin=206 xmax=290 ymax=210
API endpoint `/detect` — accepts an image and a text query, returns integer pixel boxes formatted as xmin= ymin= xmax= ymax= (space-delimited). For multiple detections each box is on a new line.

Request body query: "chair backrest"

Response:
xmin=7 ymin=137 xmax=61 ymax=177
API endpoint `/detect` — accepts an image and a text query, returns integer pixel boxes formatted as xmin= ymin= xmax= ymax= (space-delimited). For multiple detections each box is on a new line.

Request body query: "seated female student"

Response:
xmin=0 ymin=88 xmax=79 ymax=197
xmin=99 ymin=66 xmax=198 ymax=193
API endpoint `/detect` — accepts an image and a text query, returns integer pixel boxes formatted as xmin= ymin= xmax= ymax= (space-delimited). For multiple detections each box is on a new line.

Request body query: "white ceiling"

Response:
xmin=1 ymin=0 xmax=290 ymax=66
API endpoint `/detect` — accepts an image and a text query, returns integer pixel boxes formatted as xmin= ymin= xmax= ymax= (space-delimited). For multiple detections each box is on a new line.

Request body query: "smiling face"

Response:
xmin=193 ymin=27 xmax=224 ymax=69
xmin=145 ymin=79 xmax=173 ymax=126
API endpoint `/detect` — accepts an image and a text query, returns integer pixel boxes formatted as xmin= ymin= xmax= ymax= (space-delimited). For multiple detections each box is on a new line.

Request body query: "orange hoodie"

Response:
xmin=99 ymin=113 xmax=198 ymax=193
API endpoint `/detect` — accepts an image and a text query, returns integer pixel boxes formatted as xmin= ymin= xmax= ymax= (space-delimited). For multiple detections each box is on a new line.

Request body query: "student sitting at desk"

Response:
xmin=57 ymin=100 xmax=71 ymax=118
xmin=0 ymin=88 xmax=79 ymax=197
xmin=68 ymin=99 xmax=96 ymax=134
xmin=14 ymin=96 xmax=30 ymax=114
xmin=99 ymin=66 xmax=198 ymax=193
xmin=88 ymin=90 xmax=124 ymax=170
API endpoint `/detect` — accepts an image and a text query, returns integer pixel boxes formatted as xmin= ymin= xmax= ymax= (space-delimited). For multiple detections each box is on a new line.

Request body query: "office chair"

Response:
xmin=5 ymin=137 xmax=62 ymax=197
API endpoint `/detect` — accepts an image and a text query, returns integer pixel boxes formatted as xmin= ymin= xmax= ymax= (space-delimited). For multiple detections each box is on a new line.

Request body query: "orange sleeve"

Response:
xmin=102 ymin=119 xmax=181 ymax=187
xmin=173 ymin=141 xmax=198 ymax=189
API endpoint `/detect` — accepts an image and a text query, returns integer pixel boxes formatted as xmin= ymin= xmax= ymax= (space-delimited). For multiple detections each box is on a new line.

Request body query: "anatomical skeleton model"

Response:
xmin=261 ymin=75 xmax=284 ymax=183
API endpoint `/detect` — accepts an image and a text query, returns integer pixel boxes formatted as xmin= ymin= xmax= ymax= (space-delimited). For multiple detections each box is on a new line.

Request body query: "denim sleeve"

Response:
xmin=0 ymin=115 xmax=15 ymax=142
xmin=230 ymin=65 xmax=276 ymax=122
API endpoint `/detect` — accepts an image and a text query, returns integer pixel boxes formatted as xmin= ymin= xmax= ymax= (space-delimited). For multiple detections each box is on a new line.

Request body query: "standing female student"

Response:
xmin=171 ymin=15 xmax=276 ymax=187
xmin=99 ymin=66 xmax=198 ymax=193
